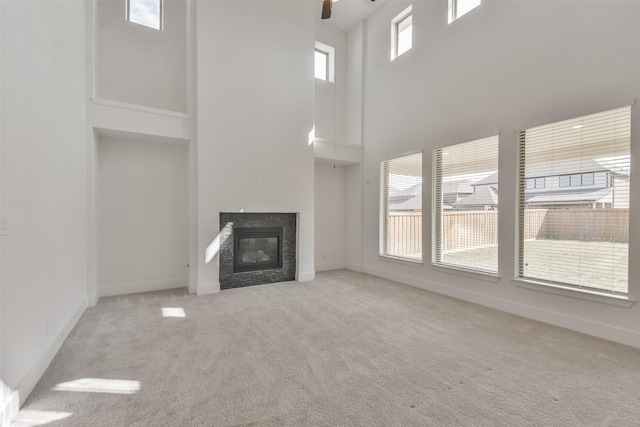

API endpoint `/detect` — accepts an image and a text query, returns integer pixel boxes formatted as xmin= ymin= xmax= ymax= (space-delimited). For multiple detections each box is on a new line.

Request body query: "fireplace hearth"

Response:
xmin=219 ymin=212 xmax=297 ymax=289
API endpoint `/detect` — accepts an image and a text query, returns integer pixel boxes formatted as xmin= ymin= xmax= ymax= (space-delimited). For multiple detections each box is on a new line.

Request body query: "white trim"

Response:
xmin=297 ymin=271 xmax=316 ymax=282
xmin=344 ymin=262 xmax=363 ymax=273
xmin=431 ymin=263 xmax=501 ymax=283
xmin=16 ymin=300 xmax=87 ymax=406
xmin=315 ymin=262 xmax=347 ymax=272
xmin=90 ymin=97 xmax=191 ymax=119
xmin=362 ymin=265 xmax=640 ymax=349
xmin=379 ymin=254 xmax=423 ymax=267
xmin=100 ymin=278 xmax=187 ymax=297
xmin=197 ymin=282 xmax=220 ymax=296
xmin=0 ymin=388 xmax=19 ymax=427
xmin=514 ymin=278 xmax=634 ymax=308
xmin=86 ymin=294 xmax=99 ymax=307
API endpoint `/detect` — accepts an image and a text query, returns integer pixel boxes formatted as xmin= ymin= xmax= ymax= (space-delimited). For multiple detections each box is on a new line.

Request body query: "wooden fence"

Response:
xmin=387 ymin=208 xmax=629 ymax=256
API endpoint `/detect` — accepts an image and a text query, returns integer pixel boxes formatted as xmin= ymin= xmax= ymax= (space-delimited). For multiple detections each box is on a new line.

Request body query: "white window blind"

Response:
xmin=518 ymin=106 xmax=631 ymax=294
xmin=314 ymin=50 xmax=328 ymax=81
xmin=433 ymin=135 xmax=499 ymax=273
xmin=381 ymin=153 xmax=422 ymax=261
xmin=448 ymin=0 xmax=481 ymax=24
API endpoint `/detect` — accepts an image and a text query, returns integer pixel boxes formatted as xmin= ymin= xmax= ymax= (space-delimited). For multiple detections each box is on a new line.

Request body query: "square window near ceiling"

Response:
xmin=127 ymin=0 xmax=162 ymax=31
xmin=391 ymin=6 xmax=413 ymax=60
xmin=315 ymin=41 xmax=335 ymax=82
xmin=448 ymin=0 xmax=481 ymax=24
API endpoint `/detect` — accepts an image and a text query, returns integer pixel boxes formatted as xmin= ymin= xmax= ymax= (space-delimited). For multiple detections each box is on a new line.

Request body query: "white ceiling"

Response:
xmin=315 ymin=0 xmax=388 ymax=32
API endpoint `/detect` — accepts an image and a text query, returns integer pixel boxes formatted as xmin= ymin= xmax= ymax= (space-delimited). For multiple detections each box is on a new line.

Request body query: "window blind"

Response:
xmin=518 ymin=106 xmax=631 ymax=294
xmin=380 ymin=152 xmax=423 ymax=261
xmin=433 ymin=135 xmax=499 ymax=273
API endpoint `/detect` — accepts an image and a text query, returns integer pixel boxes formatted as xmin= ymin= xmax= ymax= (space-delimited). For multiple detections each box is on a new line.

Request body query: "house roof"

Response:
xmin=473 ymin=173 xmax=498 ymax=186
xmin=526 ymin=159 xmax=627 ymax=178
xmin=442 ymin=180 xmax=474 ymax=195
xmin=524 ymin=187 xmax=614 ymax=204
xmin=389 ymin=196 xmax=422 ymax=211
xmin=389 ymin=183 xmax=422 ymax=198
xmin=452 ymin=186 xmax=499 ymax=207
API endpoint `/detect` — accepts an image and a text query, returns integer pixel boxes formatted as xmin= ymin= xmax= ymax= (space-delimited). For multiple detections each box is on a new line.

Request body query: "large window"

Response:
xmin=518 ymin=107 xmax=631 ymax=294
xmin=433 ymin=135 xmax=499 ymax=273
xmin=391 ymin=6 xmax=413 ymax=60
xmin=381 ymin=152 xmax=422 ymax=261
xmin=126 ymin=0 xmax=162 ymax=30
xmin=448 ymin=0 xmax=481 ymax=24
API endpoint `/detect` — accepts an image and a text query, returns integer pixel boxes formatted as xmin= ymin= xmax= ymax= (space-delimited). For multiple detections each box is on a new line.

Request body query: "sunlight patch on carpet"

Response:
xmin=162 ymin=307 xmax=186 ymax=318
xmin=52 ymin=378 xmax=140 ymax=394
xmin=11 ymin=409 xmax=73 ymax=426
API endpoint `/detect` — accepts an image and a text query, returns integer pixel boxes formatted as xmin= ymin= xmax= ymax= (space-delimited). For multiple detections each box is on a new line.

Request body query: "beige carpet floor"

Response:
xmin=13 ymin=270 xmax=640 ymax=426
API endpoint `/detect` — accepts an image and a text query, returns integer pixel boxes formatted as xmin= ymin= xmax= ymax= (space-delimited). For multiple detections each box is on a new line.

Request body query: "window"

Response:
xmin=433 ymin=135 xmax=499 ymax=273
xmin=526 ymin=177 xmax=546 ymax=190
xmin=448 ymin=0 xmax=481 ymax=24
xmin=559 ymin=172 xmax=595 ymax=187
xmin=518 ymin=106 xmax=631 ymax=294
xmin=126 ymin=0 xmax=162 ymax=30
xmin=391 ymin=6 xmax=413 ymax=60
xmin=314 ymin=42 xmax=335 ymax=82
xmin=381 ymin=152 xmax=422 ymax=261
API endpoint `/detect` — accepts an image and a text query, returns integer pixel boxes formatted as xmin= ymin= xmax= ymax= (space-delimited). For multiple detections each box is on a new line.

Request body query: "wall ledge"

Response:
xmin=362 ymin=264 xmax=640 ymax=349
xmin=90 ymin=97 xmax=191 ymax=119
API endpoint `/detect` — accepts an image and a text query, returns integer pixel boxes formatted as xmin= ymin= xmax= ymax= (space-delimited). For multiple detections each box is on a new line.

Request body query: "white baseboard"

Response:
xmin=86 ymin=294 xmax=99 ymax=307
xmin=362 ymin=265 xmax=640 ymax=349
xmin=297 ymin=271 xmax=315 ymax=282
xmin=315 ymin=262 xmax=347 ymax=272
xmin=197 ymin=282 xmax=220 ymax=296
xmin=344 ymin=262 xmax=363 ymax=272
xmin=100 ymin=278 xmax=187 ymax=298
xmin=0 ymin=385 xmax=19 ymax=427
xmin=15 ymin=299 xmax=87 ymax=407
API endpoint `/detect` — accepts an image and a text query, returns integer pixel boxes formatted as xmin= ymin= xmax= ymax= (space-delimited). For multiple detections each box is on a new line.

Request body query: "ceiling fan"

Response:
xmin=322 ymin=0 xmax=375 ymax=20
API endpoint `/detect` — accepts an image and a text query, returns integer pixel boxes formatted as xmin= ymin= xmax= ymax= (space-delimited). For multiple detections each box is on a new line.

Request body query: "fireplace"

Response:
xmin=219 ymin=212 xmax=297 ymax=289
xmin=233 ymin=227 xmax=283 ymax=273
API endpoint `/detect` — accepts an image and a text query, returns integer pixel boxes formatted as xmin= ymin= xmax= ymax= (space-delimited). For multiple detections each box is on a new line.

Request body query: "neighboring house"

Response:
xmin=391 ymin=158 xmax=630 ymax=212
xmin=452 ymin=158 xmax=629 ymax=210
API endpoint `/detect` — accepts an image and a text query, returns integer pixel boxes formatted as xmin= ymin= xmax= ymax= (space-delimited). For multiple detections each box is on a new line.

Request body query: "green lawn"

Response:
xmin=442 ymin=240 xmax=628 ymax=294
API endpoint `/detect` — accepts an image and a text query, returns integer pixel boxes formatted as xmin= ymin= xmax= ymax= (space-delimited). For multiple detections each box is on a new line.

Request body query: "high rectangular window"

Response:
xmin=518 ymin=106 xmax=631 ymax=294
xmin=381 ymin=152 xmax=422 ymax=261
xmin=448 ymin=0 xmax=481 ymax=24
xmin=314 ymin=41 xmax=335 ymax=82
xmin=391 ymin=6 xmax=413 ymax=60
xmin=433 ymin=136 xmax=499 ymax=273
xmin=127 ymin=0 xmax=162 ymax=30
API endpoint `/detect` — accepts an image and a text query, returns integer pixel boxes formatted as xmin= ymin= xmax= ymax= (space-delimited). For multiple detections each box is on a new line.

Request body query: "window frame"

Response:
xmin=432 ymin=135 xmax=500 ymax=276
xmin=517 ymin=106 xmax=631 ymax=296
xmin=314 ymin=41 xmax=335 ymax=83
xmin=391 ymin=5 xmax=413 ymax=60
xmin=448 ymin=0 xmax=481 ymax=24
xmin=126 ymin=0 xmax=163 ymax=31
xmin=380 ymin=152 xmax=423 ymax=263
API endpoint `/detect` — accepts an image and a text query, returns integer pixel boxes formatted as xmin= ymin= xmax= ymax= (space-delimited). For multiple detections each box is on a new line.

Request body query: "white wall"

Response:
xmin=360 ymin=1 xmax=640 ymax=347
xmin=314 ymin=161 xmax=346 ymax=271
xmin=196 ymin=1 xmax=316 ymax=293
xmin=96 ymin=0 xmax=187 ymax=112
xmin=315 ymin=23 xmax=347 ymax=146
xmin=1 ymin=0 xmax=87 ymax=408
xmin=345 ymin=163 xmax=362 ymax=271
xmin=346 ymin=22 xmax=364 ymax=146
xmin=97 ymin=136 xmax=188 ymax=296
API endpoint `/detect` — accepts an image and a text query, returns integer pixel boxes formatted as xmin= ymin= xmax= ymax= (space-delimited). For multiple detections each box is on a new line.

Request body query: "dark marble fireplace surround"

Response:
xmin=219 ymin=212 xmax=297 ymax=290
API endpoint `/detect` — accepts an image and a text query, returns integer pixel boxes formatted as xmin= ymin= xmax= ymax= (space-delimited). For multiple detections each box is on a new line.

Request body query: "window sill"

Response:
xmin=514 ymin=278 xmax=635 ymax=308
xmin=379 ymin=255 xmax=423 ymax=268
xmin=431 ymin=263 xmax=501 ymax=283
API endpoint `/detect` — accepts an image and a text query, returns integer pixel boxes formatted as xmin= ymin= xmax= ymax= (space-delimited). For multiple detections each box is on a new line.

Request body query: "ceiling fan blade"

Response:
xmin=321 ymin=0 xmax=332 ymax=19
